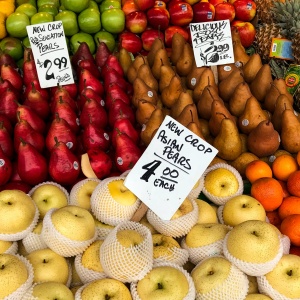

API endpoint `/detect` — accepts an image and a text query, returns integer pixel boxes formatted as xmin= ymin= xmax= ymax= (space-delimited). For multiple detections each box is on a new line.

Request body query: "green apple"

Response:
xmin=30 ymin=183 xmax=69 ymax=218
xmin=16 ymin=0 xmax=37 ymax=7
xmin=80 ymin=278 xmax=132 ymax=299
xmin=116 ymin=229 xmax=144 ymax=247
xmin=191 ymin=256 xmax=249 ymax=298
xmin=6 ymin=12 xmax=30 ymax=38
xmin=0 ymin=254 xmax=30 ymax=299
xmin=38 ymin=4 xmax=59 ymax=15
xmin=0 ymin=190 xmax=37 ymax=236
xmin=70 ymin=32 xmax=96 ymax=55
xmin=78 ymin=8 xmax=101 ymax=34
xmin=225 ymin=220 xmax=281 ymax=264
xmin=171 ymin=198 xmax=194 ymax=220
xmin=54 ymin=10 xmax=79 ymax=36
xmin=69 ymin=178 xmax=100 ymax=210
xmin=136 ymin=265 xmax=189 ymax=300
xmin=61 ymin=0 xmax=90 ymax=13
xmin=22 ymin=36 xmax=31 ymax=48
xmin=89 ymin=0 xmax=99 ymax=10
xmin=0 ymin=240 xmax=14 ymax=254
xmin=152 ymin=233 xmax=180 ymax=259
xmin=101 ymin=8 xmax=125 ymax=34
xmin=81 ymin=239 xmax=104 ymax=272
xmin=185 ymin=223 xmax=231 ymax=248
xmin=99 ymin=0 xmax=121 ymax=13
xmin=222 ymin=195 xmax=266 ymax=227
xmin=37 ymin=0 xmax=60 ymax=8
xmin=94 ymin=30 xmax=116 ymax=52
xmin=260 ymin=254 xmax=300 ymax=299
xmin=30 ymin=11 xmax=53 ymax=24
xmin=0 ymin=36 xmax=23 ymax=61
xmin=30 ymin=282 xmax=74 ymax=299
xmin=195 ymin=199 xmax=219 ymax=224
xmin=15 ymin=3 xmax=37 ymax=18
xmin=26 ymin=248 xmax=70 ymax=284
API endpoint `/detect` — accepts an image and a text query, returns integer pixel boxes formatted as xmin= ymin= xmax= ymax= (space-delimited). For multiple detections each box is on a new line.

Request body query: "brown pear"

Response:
xmin=272 ymin=95 xmax=296 ymax=132
xmin=170 ymin=89 xmax=194 ymax=119
xmin=176 ymin=103 xmax=200 ymax=128
xmin=280 ymin=108 xmax=300 ymax=153
xmin=238 ymin=96 xmax=269 ymax=134
xmin=147 ymin=37 xmax=165 ymax=67
xmin=264 ymin=78 xmax=294 ymax=113
xmin=170 ymin=32 xmax=186 ymax=65
xmin=175 ymin=42 xmax=195 ymax=77
xmin=192 ymin=67 xmax=217 ymax=100
xmin=136 ymin=63 xmax=159 ymax=92
xmin=242 ymin=53 xmax=263 ymax=83
xmin=208 ymin=100 xmax=237 ymax=137
xmin=218 ymin=69 xmax=244 ymax=102
xmin=228 ymin=81 xmax=253 ymax=117
xmin=118 ymin=47 xmax=133 ymax=78
xmin=198 ymin=118 xmax=210 ymax=140
xmin=151 ymin=47 xmax=171 ymax=80
xmin=249 ymin=64 xmax=273 ymax=102
xmin=217 ymin=63 xmax=240 ymax=82
xmin=158 ymin=61 xmax=176 ymax=93
xmin=186 ymin=64 xmax=208 ymax=90
xmin=132 ymin=77 xmax=158 ymax=108
xmin=186 ymin=119 xmax=206 ymax=140
xmin=233 ymin=41 xmax=250 ymax=65
xmin=161 ymin=74 xmax=184 ymax=108
xmin=140 ymin=108 xmax=165 ymax=146
xmin=127 ymin=54 xmax=148 ymax=83
xmin=247 ymin=120 xmax=280 ymax=157
xmin=197 ymin=85 xmax=223 ymax=120
xmin=135 ymin=99 xmax=157 ymax=126
xmin=229 ymin=152 xmax=259 ymax=178
xmin=212 ymin=115 xmax=243 ymax=161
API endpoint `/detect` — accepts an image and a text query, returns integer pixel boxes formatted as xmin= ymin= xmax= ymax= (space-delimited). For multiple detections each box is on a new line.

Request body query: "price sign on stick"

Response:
xmin=26 ymin=21 xmax=74 ymax=88
xmin=190 ymin=20 xmax=234 ymax=67
xmin=124 ymin=116 xmax=218 ymax=220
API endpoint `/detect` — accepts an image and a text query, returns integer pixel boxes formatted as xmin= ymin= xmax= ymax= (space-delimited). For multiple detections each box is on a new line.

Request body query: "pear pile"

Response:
xmin=122 ymin=27 xmax=298 ymax=179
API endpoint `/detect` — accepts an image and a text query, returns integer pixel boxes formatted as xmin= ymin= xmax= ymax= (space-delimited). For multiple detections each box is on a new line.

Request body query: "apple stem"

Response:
xmin=105 ymin=294 xmax=110 ymax=300
xmin=287 ymin=270 xmax=293 ymax=276
xmin=157 ymin=283 xmax=163 ymax=289
xmin=251 ymin=230 xmax=258 ymax=237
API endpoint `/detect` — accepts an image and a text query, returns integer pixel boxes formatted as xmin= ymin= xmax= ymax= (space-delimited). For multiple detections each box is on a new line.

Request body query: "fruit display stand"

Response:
xmin=1 ymin=0 xmax=300 ymax=298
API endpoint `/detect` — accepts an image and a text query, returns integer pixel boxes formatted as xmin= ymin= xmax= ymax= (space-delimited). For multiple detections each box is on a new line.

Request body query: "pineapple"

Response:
xmin=255 ymin=0 xmax=275 ymax=24
xmin=292 ymin=31 xmax=300 ymax=64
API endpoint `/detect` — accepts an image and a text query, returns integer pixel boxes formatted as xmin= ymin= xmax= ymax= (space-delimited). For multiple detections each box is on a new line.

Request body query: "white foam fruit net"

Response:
xmin=201 ymin=163 xmax=244 ymax=206
xmin=0 ymin=202 xmax=39 ymax=242
xmin=100 ymin=221 xmax=153 ymax=283
xmin=130 ymin=260 xmax=196 ymax=300
xmin=3 ymin=254 xmax=34 ymax=300
xmin=223 ymin=231 xmax=284 ymax=276
xmin=146 ymin=199 xmax=199 ymax=238
xmin=257 ymin=275 xmax=295 ymax=300
xmin=281 ymin=235 xmax=291 ymax=254
xmin=90 ymin=176 xmax=141 ymax=226
xmin=74 ymin=252 xmax=107 ymax=284
xmin=69 ymin=178 xmax=101 ymax=210
xmin=41 ymin=208 xmax=98 ymax=257
xmin=187 ymin=176 xmax=204 ymax=201
xmin=154 ymin=247 xmax=189 ymax=267
xmin=192 ymin=255 xmax=249 ymax=300
xmin=3 ymin=241 xmax=18 ymax=255
xmin=22 ymin=231 xmax=48 ymax=254
xmin=95 ymin=225 xmax=114 ymax=240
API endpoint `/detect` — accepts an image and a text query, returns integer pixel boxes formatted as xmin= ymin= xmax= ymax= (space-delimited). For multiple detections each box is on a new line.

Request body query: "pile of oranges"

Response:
xmin=245 ymin=152 xmax=300 ymax=256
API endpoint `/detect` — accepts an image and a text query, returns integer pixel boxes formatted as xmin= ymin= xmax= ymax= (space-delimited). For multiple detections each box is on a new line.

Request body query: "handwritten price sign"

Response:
xmin=190 ymin=20 xmax=234 ymax=67
xmin=124 ymin=116 xmax=218 ymax=220
xmin=26 ymin=21 xmax=74 ymax=88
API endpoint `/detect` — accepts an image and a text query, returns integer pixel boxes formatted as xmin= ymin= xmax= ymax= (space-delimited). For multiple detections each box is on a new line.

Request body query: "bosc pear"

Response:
xmin=170 ymin=89 xmax=194 ymax=119
xmin=136 ymin=63 xmax=159 ymax=92
xmin=193 ymin=67 xmax=217 ymax=101
xmin=127 ymin=54 xmax=148 ymax=84
xmin=247 ymin=120 xmax=280 ymax=157
xmin=233 ymin=41 xmax=250 ymax=65
xmin=217 ymin=63 xmax=239 ymax=82
xmin=242 ymin=53 xmax=263 ymax=83
xmin=158 ymin=62 xmax=176 ymax=93
xmin=170 ymin=32 xmax=186 ymax=65
xmin=151 ymin=47 xmax=171 ymax=80
xmin=175 ymin=42 xmax=195 ymax=77
xmin=147 ymin=37 xmax=165 ymax=67
xmin=212 ymin=115 xmax=243 ymax=161
xmin=160 ymin=74 xmax=184 ymax=108
xmin=186 ymin=64 xmax=208 ymax=90
xmin=176 ymin=103 xmax=200 ymax=128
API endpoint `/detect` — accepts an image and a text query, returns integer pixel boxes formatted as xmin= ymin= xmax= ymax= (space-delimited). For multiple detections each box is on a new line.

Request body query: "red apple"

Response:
xmin=118 ymin=31 xmax=143 ymax=54
xmin=192 ymin=1 xmax=215 ymax=22
xmin=134 ymin=0 xmax=155 ymax=11
xmin=214 ymin=1 xmax=235 ymax=21
xmin=164 ymin=25 xmax=189 ymax=47
xmin=146 ymin=5 xmax=170 ymax=30
xmin=154 ymin=0 xmax=167 ymax=8
xmin=141 ymin=28 xmax=164 ymax=51
xmin=167 ymin=0 xmax=183 ymax=9
xmin=233 ymin=0 xmax=256 ymax=21
xmin=185 ymin=0 xmax=200 ymax=5
xmin=209 ymin=0 xmax=226 ymax=6
xmin=125 ymin=11 xmax=148 ymax=33
xmin=122 ymin=0 xmax=139 ymax=15
xmin=231 ymin=20 xmax=256 ymax=47
xmin=169 ymin=1 xmax=193 ymax=26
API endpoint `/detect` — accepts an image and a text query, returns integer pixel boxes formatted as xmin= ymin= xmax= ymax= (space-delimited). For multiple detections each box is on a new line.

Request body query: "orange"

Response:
xmin=287 ymin=170 xmax=300 ymax=197
xmin=278 ymin=196 xmax=300 ymax=220
xmin=278 ymin=180 xmax=291 ymax=198
xmin=0 ymin=12 xmax=6 ymax=40
xmin=272 ymin=154 xmax=299 ymax=181
xmin=280 ymin=214 xmax=300 ymax=246
xmin=296 ymin=151 xmax=300 ymax=167
xmin=250 ymin=177 xmax=283 ymax=211
xmin=266 ymin=210 xmax=281 ymax=227
xmin=245 ymin=159 xmax=272 ymax=184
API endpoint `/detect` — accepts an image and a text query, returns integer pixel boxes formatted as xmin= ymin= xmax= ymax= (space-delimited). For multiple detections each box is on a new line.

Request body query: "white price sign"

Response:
xmin=190 ymin=20 xmax=234 ymax=67
xmin=124 ymin=116 xmax=218 ymax=220
xmin=26 ymin=21 xmax=74 ymax=88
